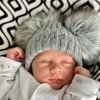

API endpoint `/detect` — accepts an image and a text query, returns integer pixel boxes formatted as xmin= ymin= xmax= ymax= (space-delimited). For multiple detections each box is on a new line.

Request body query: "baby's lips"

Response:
xmin=49 ymin=79 xmax=63 ymax=83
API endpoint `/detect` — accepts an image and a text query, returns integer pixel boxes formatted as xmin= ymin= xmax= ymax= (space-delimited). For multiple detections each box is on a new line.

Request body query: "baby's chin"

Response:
xmin=50 ymin=84 xmax=64 ymax=90
xmin=48 ymin=80 xmax=72 ymax=90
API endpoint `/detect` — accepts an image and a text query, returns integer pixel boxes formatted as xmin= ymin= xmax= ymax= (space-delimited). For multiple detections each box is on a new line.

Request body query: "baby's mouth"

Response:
xmin=48 ymin=78 xmax=63 ymax=83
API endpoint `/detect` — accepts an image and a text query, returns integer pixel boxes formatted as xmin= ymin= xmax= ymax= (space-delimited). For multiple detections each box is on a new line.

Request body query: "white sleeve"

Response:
xmin=66 ymin=74 xmax=100 ymax=100
xmin=0 ymin=57 xmax=21 ymax=99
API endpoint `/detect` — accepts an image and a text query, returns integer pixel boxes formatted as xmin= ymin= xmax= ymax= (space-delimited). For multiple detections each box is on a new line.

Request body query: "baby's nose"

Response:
xmin=50 ymin=63 xmax=62 ymax=74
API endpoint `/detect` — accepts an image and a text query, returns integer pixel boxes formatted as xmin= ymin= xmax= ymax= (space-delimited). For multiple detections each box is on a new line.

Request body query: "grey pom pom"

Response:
xmin=63 ymin=10 xmax=100 ymax=65
xmin=14 ymin=11 xmax=47 ymax=52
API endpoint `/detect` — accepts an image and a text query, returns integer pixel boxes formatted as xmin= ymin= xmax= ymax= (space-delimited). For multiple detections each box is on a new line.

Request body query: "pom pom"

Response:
xmin=14 ymin=11 xmax=47 ymax=52
xmin=63 ymin=10 xmax=100 ymax=65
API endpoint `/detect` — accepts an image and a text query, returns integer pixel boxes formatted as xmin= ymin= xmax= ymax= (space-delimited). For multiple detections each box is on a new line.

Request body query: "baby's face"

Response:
xmin=32 ymin=50 xmax=75 ymax=90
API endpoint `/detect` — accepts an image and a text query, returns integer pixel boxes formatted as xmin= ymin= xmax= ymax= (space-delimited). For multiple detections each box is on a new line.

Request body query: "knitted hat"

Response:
xmin=14 ymin=10 xmax=100 ymax=71
xmin=25 ymin=20 xmax=82 ymax=70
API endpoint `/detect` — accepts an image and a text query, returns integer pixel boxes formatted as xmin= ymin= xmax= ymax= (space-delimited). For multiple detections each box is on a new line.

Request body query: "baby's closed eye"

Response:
xmin=62 ymin=61 xmax=73 ymax=67
xmin=40 ymin=60 xmax=51 ymax=66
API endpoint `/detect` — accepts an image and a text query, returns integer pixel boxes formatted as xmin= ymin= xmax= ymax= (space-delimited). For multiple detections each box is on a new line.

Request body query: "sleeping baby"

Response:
xmin=0 ymin=10 xmax=100 ymax=100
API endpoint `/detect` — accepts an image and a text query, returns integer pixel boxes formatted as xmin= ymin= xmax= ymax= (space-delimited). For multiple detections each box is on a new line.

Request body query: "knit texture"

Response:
xmin=14 ymin=10 xmax=100 ymax=70
xmin=25 ymin=15 xmax=82 ymax=71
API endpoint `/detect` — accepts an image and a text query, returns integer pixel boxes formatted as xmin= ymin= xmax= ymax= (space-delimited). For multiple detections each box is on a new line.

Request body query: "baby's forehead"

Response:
xmin=33 ymin=50 xmax=75 ymax=61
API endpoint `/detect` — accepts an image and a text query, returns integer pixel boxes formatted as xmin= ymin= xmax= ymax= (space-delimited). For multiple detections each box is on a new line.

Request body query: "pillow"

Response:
xmin=0 ymin=0 xmax=100 ymax=56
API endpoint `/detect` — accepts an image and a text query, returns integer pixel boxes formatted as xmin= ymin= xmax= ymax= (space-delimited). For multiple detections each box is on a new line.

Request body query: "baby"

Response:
xmin=0 ymin=10 xmax=100 ymax=100
xmin=7 ymin=47 xmax=91 ymax=90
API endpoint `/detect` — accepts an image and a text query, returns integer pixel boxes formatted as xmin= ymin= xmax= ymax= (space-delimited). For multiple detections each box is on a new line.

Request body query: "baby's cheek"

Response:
xmin=34 ymin=71 xmax=48 ymax=83
xmin=63 ymin=69 xmax=75 ymax=81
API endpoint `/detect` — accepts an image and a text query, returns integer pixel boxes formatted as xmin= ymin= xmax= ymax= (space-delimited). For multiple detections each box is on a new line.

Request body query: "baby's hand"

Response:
xmin=7 ymin=47 xmax=25 ymax=62
xmin=75 ymin=66 xmax=91 ymax=78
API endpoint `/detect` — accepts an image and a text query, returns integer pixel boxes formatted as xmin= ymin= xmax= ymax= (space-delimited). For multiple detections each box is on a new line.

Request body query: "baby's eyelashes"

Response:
xmin=61 ymin=62 xmax=72 ymax=67
xmin=39 ymin=60 xmax=52 ymax=66
xmin=40 ymin=60 xmax=51 ymax=63
xmin=39 ymin=60 xmax=72 ymax=67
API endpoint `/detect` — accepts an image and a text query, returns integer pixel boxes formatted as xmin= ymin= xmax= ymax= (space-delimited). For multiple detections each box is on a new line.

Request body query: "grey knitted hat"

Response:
xmin=25 ymin=22 xmax=82 ymax=70
xmin=25 ymin=13 xmax=83 ymax=71
xmin=14 ymin=10 xmax=100 ymax=71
